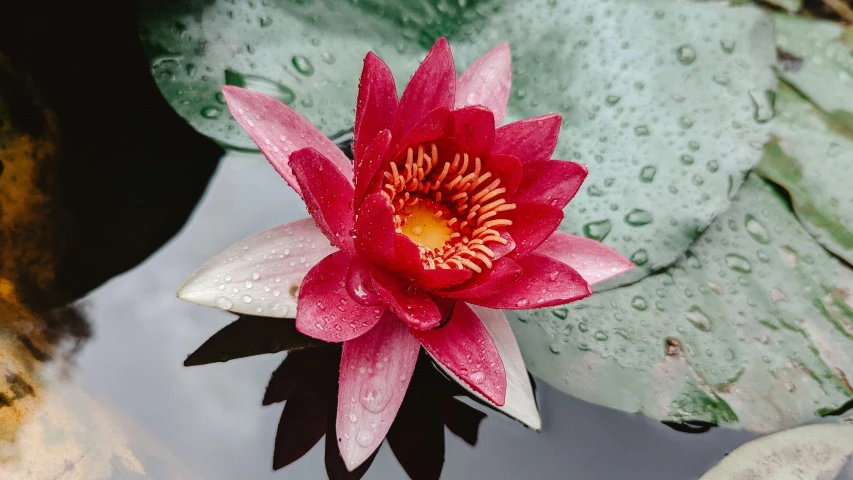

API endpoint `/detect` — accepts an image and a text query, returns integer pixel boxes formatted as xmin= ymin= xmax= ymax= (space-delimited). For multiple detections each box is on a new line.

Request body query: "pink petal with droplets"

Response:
xmin=413 ymin=267 xmax=473 ymax=291
xmin=337 ymin=311 xmax=420 ymax=471
xmin=507 ymin=201 xmax=563 ymax=257
xmin=469 ymin=253 xmax=590 ymax=310
xmin=177 ymin=218 xmax=336 ymax=318
xmin=414 ymin=302 xmax=506 ymax=405
xmin=295 ymin=251 xmax=385 ymax=342
xmin=534 ymin=232 xmax=634 ymax=285
xmin=354 ymin=130 xmax=392 ymax=209
xmin=451 ymin=106 xmax=495 ymax=162
xmin=346 ymin=258 xmax=384 ymax=306
xmin=515 ymin=160 xmax=588 ymax=209
xmin=370 ymin=269 xmax=442 ymax=330
xmin=290 ymin=148 xmax=356 ymax=255
xmin=483 ymin=153 xmax=523 ymax=195
xmin=446 ymin=305 xmax=541 ymax=429
xmin=392 ymin=107 xmax=454 ymax=157
xmin=455 ymin=43 xmax=512 ymax=125
xmin=492 ymin=114 xmax=562 ymax=164
xmin=354 ymin=194 xmax=396 ymax=266
xmin=440 ymin=257 xmax=523 ymax=299
xmin=221 ymin=86 xmax=353 ymax=194
xmin=392 ymin=38 xmax=456 ymax=140
xmin=354 ymin=53 xmax=397 ymax=166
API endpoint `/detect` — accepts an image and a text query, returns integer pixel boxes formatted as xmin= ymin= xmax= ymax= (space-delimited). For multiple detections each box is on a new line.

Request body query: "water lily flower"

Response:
xmin=178 ymin=38 xmax=633 ymax=471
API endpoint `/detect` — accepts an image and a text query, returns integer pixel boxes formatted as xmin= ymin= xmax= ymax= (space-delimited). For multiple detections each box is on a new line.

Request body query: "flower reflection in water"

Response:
xmin=185 ymin=314 xmax=500 ymax=480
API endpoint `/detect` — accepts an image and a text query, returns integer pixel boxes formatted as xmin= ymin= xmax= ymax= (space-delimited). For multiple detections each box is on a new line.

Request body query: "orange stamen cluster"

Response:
xmin=379 ymin=144 xmax=516 ymax=273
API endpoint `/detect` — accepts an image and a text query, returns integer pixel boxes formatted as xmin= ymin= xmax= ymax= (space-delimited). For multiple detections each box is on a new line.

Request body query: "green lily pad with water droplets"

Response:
xmin=773 ymin=13 xmax=853 ymax=130
xmin=139 ymin=0 xmax=777 ymax=285
xmin=700 ymin=421 xmax=853 ymax=479
xmin=755 ymin=84 xmax=853 ymax=265
xmin=510 ymin=174 xmax=853 ymax=432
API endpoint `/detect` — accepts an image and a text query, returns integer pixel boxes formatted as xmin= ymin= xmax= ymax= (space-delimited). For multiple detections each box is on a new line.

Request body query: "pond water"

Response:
xmin=18 ymin=155 xmax=756 ymax=479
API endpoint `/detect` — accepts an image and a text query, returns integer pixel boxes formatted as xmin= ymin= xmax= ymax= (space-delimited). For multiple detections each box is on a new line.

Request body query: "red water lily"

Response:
xmin=178 ymin=38 xmax=633 ymax=471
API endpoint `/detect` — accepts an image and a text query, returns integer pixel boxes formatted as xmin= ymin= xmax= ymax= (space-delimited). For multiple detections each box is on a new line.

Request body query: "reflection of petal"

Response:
xmin=263 ymin=348 xmax=328 ymax=406
xmin=184 ymin=316 xmax=322 ymax=367
xmin=443 ymin=398 xmax=487 ymax=446
xmin=272 ymin=369 xmax=330 ymax=470
xmin=177 ymin=218 xmax=336 ymax=318
xmin=336 ymin=312 xmax=419 ymax=471
xmin=387 ymin=357 xmax=446 ymax=480
xmin=437 ymin=306 xmax=542 ymax=430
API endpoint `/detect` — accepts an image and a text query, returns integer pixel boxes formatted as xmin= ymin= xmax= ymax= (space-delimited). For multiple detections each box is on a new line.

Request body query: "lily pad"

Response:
xmin=139 ymin=0 xmax=776 ymax=285
xmin=700 ymin=422 xmax=853 ymax=479
xmin=511 ymin=174 xmax=853 ymax=432
xmin=755 ymin=84 xmax=853 ymax=265
xmin=774 ymin=13 xmax=853 ymax=130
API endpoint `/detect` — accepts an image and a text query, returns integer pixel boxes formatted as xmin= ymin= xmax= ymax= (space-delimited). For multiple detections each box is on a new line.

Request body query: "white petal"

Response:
xmin=431 ymin=304 xmax=541 ymax=430
xmin=177 ymin=218 xmax=336 ymax=318
xmin=700 ymin=422 xmax=853 ymax=479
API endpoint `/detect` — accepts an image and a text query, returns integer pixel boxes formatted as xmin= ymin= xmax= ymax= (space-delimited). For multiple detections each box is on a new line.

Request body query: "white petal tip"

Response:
xmin=340 ymin=445 xmax=375 ymax=472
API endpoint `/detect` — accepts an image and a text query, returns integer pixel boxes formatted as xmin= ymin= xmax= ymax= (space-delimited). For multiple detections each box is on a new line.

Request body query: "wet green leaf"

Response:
xmin=511 ymin=174 xmax=853 ymax=432
xmin=774 ymin=13 xmax=853 ymax=130
xmin=139 ymin=0 xmax=776 ymax=285
xmin=764 ymin=0 xmax=802 ymax=13
xmin=756 ymin=84 xmax=853 ymax=265
xmin=700 ymin=422 xmax=853 ymax=479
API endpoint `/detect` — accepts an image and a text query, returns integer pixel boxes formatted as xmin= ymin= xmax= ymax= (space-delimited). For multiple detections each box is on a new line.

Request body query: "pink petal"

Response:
xmin=353 ymin=194 xmax=422 ymax=274
xmin=492 ymin=114 xmax=562 ymax=164
xmin=392 ymin=106 xmax=454 ymax=156
xmin=440 ymin=257 xmax=523 ymax=299
xmin=534 ymin=232 xmax=634 ymax=285
xmin=295 ymin=251 xmax=385 ymax=342
xmin=221 ymin=86 xmax=353 ymax=194
xmin=346 ymin=258 xmax=384 ymax=306
xmin=469 ymin=253 xmax=590 ymax=310
xmin=453 ymin=305 xmax=541 ymax=429
xmin=371 ymin=269 xmax=443 ymax=330
xmin=354 ymin=53 xmax=398 ymax=165
xmin=454 ymin=43 xmax=512 ymax=125
xmin=337 ymin=311 xmax=420 ymax=471
xmin=177 ymin=218 xmax=336 ymax=318
xmin=290 ymin=148 xmax=356 ymax=255
xmin=354 ymin=130 xmax=392 ymax=209
xmin=354 ymin=194 xmax=396 ymax=266
xmin=507 ymin=201 xmax=563 ymax=257
xmin=413 ymin=268 xmax=473 ymax=291
xmin=490 ymin=230 xmax=517 ymax=260
xmin=393 ymin=38 xmax=456 ymax=140
xmin=483 ymin=153 xmax=523 ymax=195
xmin=451 ymin=106 xmax=495 ymax=161
xmin=391 ymin=233 xmax=425 ymax=274
xmin=414 ymin=302 xmax=506 ymax=405
xmin=515 ymin=160 xmax=588 ymax=209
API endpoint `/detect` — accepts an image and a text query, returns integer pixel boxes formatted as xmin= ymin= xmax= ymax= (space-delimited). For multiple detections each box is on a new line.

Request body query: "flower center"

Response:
xmin=379 ymin=144 xmax=515 ymax=273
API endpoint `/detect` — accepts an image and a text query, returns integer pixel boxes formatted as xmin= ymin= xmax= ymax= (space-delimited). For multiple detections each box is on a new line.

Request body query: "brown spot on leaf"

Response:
xmin=665 ymin=337 xmax=684 ymax=357
xmin=777 ymin=48 xmax=804 ymax=72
